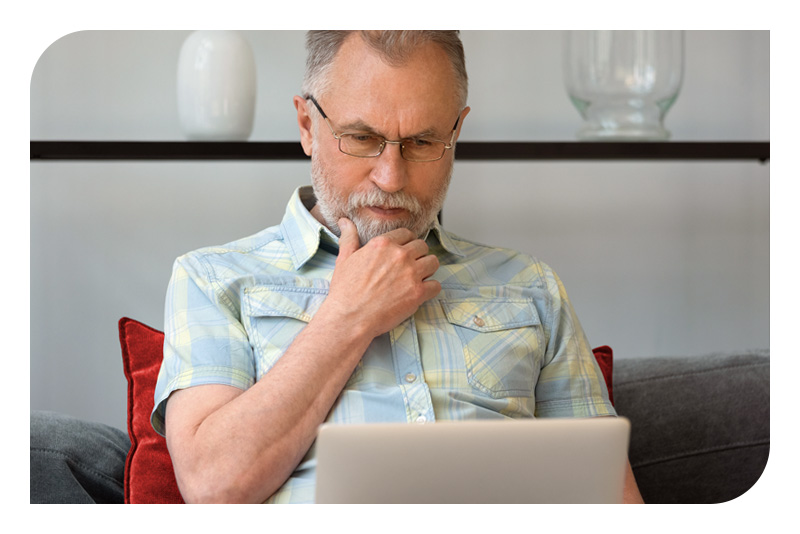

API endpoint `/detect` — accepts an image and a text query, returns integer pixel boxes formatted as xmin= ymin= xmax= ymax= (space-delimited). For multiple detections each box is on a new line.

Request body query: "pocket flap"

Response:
xmin=442 ymin=298 xmax=540 ymax=332
xmin=243 ymin=286 xmax=328 ymax=322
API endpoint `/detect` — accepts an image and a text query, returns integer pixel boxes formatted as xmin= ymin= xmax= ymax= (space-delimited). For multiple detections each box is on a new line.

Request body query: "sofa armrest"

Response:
xmin=613 ymin=350 xmax=769 ymax=504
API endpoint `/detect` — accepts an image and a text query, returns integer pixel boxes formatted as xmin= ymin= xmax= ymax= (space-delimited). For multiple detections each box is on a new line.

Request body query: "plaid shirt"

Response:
xmin=153 ymin=186 xmax=615 ymax=503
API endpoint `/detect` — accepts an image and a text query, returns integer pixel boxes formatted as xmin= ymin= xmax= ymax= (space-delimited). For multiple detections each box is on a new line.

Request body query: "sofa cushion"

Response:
xmin=119 ymin=317 xmax=184 ymax=504
xmin=592 ymin=345 xmax=614 ymax=406
xmin=119 ymin=316 xmax=614 ymax=503
xmin=613 ymin=350 xmax=769 ymax=504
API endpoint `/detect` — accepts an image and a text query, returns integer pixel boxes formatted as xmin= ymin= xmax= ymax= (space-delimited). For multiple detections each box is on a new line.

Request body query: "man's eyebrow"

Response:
xmin=337 ymin=120 xmax=442 ymax=139
xmin=337 ymin=119 xmax=378 ymax=134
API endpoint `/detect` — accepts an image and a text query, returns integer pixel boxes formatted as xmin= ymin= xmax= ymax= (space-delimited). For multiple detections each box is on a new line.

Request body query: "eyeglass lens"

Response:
xmin=339 ymin=134 xmax=446 ymax=162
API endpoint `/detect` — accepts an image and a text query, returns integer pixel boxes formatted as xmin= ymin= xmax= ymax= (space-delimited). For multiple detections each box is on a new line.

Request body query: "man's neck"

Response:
xmin=309 ymin=203 xmax=329 ymax=229
xmin=300 ymin=187 xmax=333 ymax=232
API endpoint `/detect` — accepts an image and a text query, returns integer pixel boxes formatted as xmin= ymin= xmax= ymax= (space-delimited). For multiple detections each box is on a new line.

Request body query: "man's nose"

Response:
xmin=369 ymin=141 xmax=409 ymax=193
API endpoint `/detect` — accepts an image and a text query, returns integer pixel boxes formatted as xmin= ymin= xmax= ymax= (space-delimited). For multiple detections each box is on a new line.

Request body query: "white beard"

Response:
xmin=310 ymin=149 xmax=452 ymax=245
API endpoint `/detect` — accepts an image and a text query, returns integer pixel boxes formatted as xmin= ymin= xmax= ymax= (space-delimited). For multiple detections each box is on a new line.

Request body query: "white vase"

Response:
xmin=177 ymin=30 xmax=257 ymax=141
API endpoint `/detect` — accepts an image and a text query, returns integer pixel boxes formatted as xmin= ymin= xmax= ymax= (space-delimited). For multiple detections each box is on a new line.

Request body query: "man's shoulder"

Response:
xmin=182 ymin=223 xmax=283 ymax=257
xmin=440 ymin=228 xmax=545 ymax=265
xmin=438 ymin=228 xmax=555 ymax=286
xmin=173 ymin=223 xmax=292 ymax=278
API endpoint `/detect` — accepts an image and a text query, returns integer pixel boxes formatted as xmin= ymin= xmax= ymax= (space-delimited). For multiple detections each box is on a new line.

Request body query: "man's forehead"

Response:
xmin=322 ymin=93 xmax=457 ymax=138
xmin=322 ymin=37 xmax=461 ymax=133
xmin=335 ymin=115 xmax=443 ymax=139
xmin=333 ymin=36 xmax=455 ymax=93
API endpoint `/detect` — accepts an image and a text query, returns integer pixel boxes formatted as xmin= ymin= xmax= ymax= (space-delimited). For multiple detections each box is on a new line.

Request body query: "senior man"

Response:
xmin=154 ymin=30 xmax=643 ymax=504
xmin=30 ymin=30 xmax=643 ymax=504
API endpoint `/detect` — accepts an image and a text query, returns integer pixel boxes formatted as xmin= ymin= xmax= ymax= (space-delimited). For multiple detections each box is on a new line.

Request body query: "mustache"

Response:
xmin=347 ymin=188 xmax=422 ymax=215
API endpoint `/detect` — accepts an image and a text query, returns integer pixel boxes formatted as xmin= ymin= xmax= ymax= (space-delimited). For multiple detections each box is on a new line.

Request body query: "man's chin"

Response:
xmin=351 ymin=214 xmax=429 ymax=244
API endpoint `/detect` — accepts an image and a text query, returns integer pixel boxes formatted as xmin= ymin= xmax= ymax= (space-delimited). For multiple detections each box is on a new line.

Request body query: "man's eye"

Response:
xmin=350 ymin=134 xmax=379 ymax=143
xmin=409 ymin=138 xmax=434 ymax=147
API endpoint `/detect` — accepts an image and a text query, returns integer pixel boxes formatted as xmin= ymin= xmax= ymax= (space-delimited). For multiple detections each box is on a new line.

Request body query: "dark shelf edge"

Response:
xmin=30 ymin=141 xmax=307 ymax=161
xmin=457 ymin=142 xmax=769 ymax=162
xmin=30 ymin=141 xmax=770 ymax=162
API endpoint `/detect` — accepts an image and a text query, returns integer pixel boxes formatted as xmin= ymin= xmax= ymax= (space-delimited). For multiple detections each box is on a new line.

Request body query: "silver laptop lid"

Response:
xmin=314 ymin=417 xmax=630 ymax=504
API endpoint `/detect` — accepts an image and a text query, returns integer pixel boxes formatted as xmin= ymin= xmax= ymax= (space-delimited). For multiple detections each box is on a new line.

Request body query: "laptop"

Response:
xmin=314 ymin=417 xmax=630 ymax=504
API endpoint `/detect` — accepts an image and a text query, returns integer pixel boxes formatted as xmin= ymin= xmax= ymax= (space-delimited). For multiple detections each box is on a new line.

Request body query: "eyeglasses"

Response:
xmin=306 ymin=95 xmax=461 ymax=163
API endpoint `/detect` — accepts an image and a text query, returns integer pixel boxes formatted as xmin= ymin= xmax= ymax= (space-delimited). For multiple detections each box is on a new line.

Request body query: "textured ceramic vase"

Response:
xmin=564 ymin=30 xmax=684 ymax=140
xmin=177 ymin=30 xmax=257 ymax=141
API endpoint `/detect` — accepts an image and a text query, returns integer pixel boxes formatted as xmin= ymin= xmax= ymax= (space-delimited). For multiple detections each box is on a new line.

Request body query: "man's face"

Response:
xmin=299 ymin=35 xmax=469 ymax=244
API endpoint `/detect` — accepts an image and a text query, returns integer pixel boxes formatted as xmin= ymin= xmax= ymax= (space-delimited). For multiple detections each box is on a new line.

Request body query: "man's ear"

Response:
xmin=453 ymin=106 xmax=471 ymax=142
xmin=294 ymin=95 xmax=314 ymax=156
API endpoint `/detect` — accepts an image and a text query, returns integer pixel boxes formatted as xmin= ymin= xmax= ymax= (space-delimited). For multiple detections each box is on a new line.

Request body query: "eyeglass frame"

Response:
xmin=305 ymin=95 xmax=462 ymax=163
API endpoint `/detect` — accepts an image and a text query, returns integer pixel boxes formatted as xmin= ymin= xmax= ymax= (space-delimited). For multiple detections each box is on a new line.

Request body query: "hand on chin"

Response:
xmin=353 ymin=210 xmax=416 ymax=244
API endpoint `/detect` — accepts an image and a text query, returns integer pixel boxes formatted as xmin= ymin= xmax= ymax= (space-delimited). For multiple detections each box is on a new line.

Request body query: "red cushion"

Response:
xmin=119 ymin=317 xmax=184 ymax=504
xmin=592 ymin=345 xmax=615 ymax=406
xmin=119 ymin=316 xmax=614 ymax=504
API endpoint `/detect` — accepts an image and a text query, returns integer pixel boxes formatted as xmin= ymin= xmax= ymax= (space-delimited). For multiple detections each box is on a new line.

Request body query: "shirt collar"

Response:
xmin=280 ymin=186 xmax=465 ymax=270
xmin=424 ymin=220 xmax=466 ymax=259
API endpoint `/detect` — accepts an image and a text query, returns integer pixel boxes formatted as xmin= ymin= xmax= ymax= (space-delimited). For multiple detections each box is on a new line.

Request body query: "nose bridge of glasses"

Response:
xmin=382 ymin=138 xmax=403 ymax=155
xmin=379 ymin=138 xmax=404 ymax=160
xmin=380 ymin=138 xmax=429 ymax=161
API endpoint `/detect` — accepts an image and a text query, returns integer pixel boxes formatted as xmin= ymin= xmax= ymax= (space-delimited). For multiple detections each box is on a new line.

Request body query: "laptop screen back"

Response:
xmin=314 ymin=417 xmax=630 ymax=504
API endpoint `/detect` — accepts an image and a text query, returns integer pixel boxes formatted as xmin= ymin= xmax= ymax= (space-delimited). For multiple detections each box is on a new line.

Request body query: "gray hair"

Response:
xmin=301 ymin=30 xmax=468 ymax=109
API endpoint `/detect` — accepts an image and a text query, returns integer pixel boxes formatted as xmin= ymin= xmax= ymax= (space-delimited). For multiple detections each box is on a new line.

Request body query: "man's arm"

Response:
xmin=165 ymin=219 xmax=441 ymax=503
xmin=623 ymin=459 xmax=645 ymax=503
xmin=533 ymin=266 xmax=643 ymax=503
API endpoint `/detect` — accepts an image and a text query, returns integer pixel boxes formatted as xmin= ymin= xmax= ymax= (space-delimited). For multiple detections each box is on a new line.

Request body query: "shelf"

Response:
xmin=30 ymin=141 xmax=769 ymax=162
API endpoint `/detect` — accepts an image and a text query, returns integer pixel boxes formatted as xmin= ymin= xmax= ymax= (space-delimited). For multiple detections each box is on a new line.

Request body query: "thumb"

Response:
xmin=337 ymin=218 xmax=361 ymax=262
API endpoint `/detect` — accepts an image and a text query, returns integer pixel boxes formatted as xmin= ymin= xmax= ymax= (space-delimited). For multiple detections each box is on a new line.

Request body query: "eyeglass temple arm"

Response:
xmin=446 ymin=115 xmax=462 ymax=147
xmin=305 ymin=95 xmax=329 ymax=120
xmin=309 ymin=93 xmax=461 ymax=146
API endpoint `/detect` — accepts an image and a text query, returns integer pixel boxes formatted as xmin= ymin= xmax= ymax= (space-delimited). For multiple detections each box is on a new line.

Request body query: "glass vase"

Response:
xmin=563 ymin=30 xmax=684 ymax=140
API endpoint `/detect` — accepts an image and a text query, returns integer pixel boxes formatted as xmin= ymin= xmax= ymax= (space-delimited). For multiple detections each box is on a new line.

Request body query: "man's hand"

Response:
xmin=324 ymin=217 xmax=441 ymax=338
xmin=166 ymin=219 xmax=443 ymax=503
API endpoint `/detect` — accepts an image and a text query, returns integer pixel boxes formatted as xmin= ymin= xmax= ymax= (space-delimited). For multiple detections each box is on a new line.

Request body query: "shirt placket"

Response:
xmin=389 ymin=316 xmax=435 ymax=424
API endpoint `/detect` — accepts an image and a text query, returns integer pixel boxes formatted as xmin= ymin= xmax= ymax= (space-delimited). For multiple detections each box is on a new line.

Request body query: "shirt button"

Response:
xmin=473 ymin=316 xmax=485 ymax=328
xmin=415 ymin=415 xmax=427 ymax=424
xmin=404 ymin=373 xmax=417 ymax=383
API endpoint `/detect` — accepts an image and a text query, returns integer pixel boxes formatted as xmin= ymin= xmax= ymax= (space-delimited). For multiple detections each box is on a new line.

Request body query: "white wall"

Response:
xmin=30 ymin=31 xmax=769 ymax=429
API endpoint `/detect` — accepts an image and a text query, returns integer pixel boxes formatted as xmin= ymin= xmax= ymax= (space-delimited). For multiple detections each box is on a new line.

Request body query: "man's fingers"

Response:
xmin=368 ymin=227 xmax=417 ymax=246
xmin=416 ymin=252 xmax=440 ymax=279
xmin=337 ymin=218 xmax=361 ymax=262
xmin=403 ymin=238 xmax=431 ymax=260
xmin=420 ymin=278 xmax=442 ymax=302
xmin=337 ymin=220 xmax=438 ymax=284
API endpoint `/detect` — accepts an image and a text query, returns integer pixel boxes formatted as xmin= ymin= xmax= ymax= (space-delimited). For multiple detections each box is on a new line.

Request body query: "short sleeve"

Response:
xmin=533 ymin=265 xmax=616 ymax=418
xmin=151 ymin=253 xmax=256 ymax=436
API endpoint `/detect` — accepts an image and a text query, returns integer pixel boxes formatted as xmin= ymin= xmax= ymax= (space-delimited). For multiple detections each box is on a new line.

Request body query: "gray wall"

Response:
xmin=30 ymin=31 xmax=769 ymax=429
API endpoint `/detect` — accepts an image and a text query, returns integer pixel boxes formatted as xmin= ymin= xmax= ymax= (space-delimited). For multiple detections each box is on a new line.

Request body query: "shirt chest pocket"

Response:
xmin=242 ymin=286 xmax=329 ymax=379
xmin=441 ymin=297 xmax=544 ymax=398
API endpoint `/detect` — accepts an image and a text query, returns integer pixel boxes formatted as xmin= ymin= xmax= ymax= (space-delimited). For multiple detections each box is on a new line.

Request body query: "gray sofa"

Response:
xmin=614 ymin=350 xmax=769 ymax=503
xmin=30 ymin=350 xmax=769 ymax=504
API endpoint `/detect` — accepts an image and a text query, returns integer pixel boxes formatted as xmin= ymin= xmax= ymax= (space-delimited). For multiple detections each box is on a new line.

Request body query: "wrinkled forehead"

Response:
xmin=321 ymin=35 xmax=461 ymax=129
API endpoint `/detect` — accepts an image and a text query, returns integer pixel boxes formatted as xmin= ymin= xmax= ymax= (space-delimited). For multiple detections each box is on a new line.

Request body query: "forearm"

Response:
xmin=623 ymin=459 xmax=644 ymax=503
xmin=167 ymin=304 xmax=375 ymax=503
xmin=167 ymin=223 xmax=440 ymax=503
